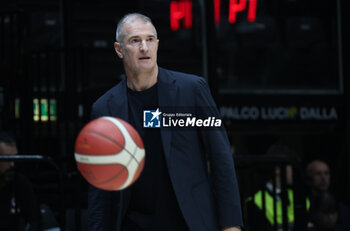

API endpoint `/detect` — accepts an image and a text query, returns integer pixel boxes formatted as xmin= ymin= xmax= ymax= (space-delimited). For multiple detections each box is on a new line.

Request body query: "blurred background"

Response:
xmin=0 ymin=0 xmax=348 ymax=230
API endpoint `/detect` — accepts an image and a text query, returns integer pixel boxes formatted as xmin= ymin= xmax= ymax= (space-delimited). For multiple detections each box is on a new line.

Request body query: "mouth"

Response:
xmin=139 ymin=57 xmax=150 ymax=60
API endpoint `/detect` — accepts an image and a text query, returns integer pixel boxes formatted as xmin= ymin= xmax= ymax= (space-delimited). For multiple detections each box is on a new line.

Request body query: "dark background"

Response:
xmin=0 ymin=0 xmax=348 ymax=230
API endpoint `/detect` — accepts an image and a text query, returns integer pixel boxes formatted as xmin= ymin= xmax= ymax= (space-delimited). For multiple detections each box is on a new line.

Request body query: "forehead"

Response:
xmin=123 ymin=20 xmax=156 ymax=39
xmin=313 ymin=162 xmax=329 ymax=172
xmin=0 ymin=142 xmax=18 ymax=155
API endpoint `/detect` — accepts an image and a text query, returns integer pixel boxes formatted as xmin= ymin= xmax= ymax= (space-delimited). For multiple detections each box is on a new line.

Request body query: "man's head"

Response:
xmin=266 ymin=144 xmax=298 ymax=186
xmin=306 ymin=160 xmax=330 ymax=193
xmin=114 ymin=13 xmax=159 ymax=76
xmin=309 ymin=192 xmax=338 ymax=229
xmin=0 ymin=131 xmax=18 ymax=174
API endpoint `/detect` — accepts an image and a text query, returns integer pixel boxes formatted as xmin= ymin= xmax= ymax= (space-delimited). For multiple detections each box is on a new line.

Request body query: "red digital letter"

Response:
xmin=170 ymin=0 xmax=193 ymax=31
xmin=228 ymin=0 xmax=247 ymax=24
xmin=247 ymin=0 xmax=257 ymax=22
xmin=214 ymin=0 xmax=221 ymax=25
xmin=183 ymin=0 xmax=192 ymax=29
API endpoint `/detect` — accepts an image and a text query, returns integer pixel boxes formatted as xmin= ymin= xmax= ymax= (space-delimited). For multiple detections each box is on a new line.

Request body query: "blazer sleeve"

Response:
xmin=87 ymin=105 xmax=120 ymax=231
xmin=194 ymin=78 xmax=244 ymax=228
xmin=88 ymin=184 xmax=121 ymax=231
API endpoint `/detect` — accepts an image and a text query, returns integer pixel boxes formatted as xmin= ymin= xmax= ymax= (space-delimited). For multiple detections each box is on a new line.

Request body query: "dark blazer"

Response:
xmin=88 ymin=67 xmax=243 ymax=231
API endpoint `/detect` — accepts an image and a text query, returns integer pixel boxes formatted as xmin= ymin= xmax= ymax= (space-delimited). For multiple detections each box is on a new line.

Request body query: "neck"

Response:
xmin=125 ymin=66 xmax=158 ymax=91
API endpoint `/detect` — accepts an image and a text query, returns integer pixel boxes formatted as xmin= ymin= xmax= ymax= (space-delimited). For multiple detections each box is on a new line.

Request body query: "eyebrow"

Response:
xmin=128 ymin=35 xmax=156 ymax=40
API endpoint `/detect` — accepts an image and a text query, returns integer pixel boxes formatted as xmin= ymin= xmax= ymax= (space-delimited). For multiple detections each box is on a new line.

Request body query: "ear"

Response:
xmin=114 ymin=42 xmax=123 ymax=59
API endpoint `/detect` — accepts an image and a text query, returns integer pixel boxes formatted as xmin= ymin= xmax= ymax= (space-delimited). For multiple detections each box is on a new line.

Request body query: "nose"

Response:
xmin=139 ymin=40 xmax=148 ymax=52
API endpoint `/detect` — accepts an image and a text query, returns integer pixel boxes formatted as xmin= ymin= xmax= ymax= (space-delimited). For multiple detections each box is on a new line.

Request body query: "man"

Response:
xmin=0 ymin=131 xmax=39 ymax=231
xmin=88 ymin=13 xmax=243 ymax=231
xmin=245 ymin=144 xmax=299 ymax=231
xmin=305 ymin=160 xmax=330 ymax=196
xmin=307 ymin=191 xmax=340 ymax=230
xmin=306 ymin=160 xmax=350 ymax=230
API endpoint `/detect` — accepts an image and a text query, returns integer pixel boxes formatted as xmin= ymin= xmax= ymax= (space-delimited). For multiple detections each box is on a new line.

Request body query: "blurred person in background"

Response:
xmin=306 ymin=160 xmax=350 ymax=231
xmin=0 ymin=130 xmax=39 ymax=231
xmin=306 ymin=160 xmax=331 ymax=197
xmin=307 ymin=191 xmax=348 ymax=231
xmin=245 ymin=144 xmax=301 ymax=231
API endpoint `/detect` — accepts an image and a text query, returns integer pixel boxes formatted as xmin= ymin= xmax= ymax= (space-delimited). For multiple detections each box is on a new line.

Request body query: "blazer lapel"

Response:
xmin=107 ymin=78 xmax=129 ymax=122
xmin=158 ymin=68 xmax=177 ymax=165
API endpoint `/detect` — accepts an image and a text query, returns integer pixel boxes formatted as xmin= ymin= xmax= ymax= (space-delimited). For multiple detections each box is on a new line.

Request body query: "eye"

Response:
xmin=130 ymin=38 xmax=141 ymax=46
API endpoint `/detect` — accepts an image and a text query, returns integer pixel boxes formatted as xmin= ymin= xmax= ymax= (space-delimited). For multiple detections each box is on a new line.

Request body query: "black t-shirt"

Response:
xmin=124 ymin=83 xmax=189 ymax=231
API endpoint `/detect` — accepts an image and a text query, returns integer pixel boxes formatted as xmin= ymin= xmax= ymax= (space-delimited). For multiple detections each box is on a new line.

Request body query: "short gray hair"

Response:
xmin=115 ymin=13 xmax=157 ymax=44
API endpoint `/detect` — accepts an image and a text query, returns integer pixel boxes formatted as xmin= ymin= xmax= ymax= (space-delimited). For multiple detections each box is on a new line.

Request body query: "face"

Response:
xmin=114 ymin=19 xmax=159 ymax=75
xmin=0 ymin=142 xmax=18 ymax=174
xmin=275 ymin=164 xmax=293 ymax=186
xmin=286 ymin=165 xmax=293 ymax=185
xmin=308 ymin=161 xmax=330 ymax=192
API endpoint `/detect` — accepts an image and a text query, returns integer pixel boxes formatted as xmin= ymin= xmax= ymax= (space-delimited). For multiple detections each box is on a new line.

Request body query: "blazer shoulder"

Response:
xmin=91 ymin=80 xmax=124 ymax=114
xmin=94 ymin=85 xmax=116 ymax=105
xmin=161 ymin=68 xmax=206 ymax=87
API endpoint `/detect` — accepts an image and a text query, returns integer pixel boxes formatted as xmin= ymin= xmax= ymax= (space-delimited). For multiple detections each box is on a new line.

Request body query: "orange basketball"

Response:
xmin=74 ymin=116 xmax=145 ymax=191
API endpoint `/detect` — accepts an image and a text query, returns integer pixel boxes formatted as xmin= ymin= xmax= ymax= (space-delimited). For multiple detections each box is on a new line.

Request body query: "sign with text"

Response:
xmin=170 ymin=0 xmax=258 ymax=31
xmin=220 ymin=106 xmax=339 ymax=121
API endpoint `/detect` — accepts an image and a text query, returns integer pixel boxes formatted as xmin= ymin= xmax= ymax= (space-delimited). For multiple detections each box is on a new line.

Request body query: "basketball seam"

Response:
xmin=82 ymin=129 xmax=141 ymax=165
xmin=94 ymin=165 xmax=127 ymax=186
